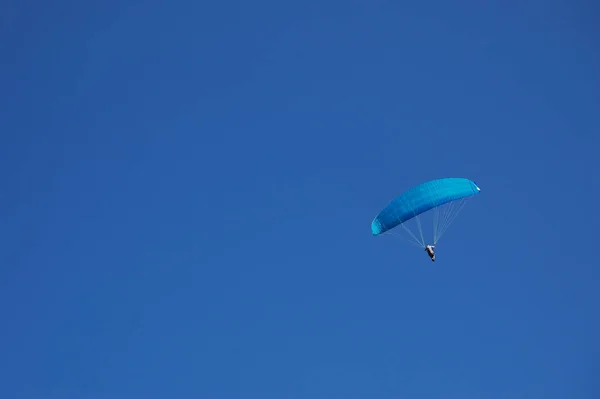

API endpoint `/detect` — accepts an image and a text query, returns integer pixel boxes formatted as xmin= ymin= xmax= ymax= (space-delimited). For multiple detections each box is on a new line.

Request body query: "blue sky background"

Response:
xmin=1 ymin=1 xmax=599 ymax=398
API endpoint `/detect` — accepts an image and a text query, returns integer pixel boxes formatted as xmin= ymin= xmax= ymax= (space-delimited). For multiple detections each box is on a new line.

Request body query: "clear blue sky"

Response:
xmin=1 ymin=1 xmax=599 ymax=398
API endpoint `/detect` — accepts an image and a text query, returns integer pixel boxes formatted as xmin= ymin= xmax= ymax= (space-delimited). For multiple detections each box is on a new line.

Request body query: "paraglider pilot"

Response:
xmin=425 ymin=245 xmax=435 ymax=262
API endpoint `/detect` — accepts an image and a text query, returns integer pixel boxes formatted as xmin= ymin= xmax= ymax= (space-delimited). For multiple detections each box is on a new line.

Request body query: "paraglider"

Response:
xmin=371 ymin=177 xmax=481 ymax=262
xmin=425 ymin=244 xmax=436 ymax=262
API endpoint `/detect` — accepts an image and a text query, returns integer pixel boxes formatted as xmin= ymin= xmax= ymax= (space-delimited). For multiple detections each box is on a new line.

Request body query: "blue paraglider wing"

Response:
xmin=371 ymin=178 xmax=480 ymax=236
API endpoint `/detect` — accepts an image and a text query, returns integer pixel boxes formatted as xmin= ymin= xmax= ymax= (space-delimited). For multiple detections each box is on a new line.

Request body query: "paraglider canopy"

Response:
xmin=371 ymin=177 xmax=480 ymax=249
